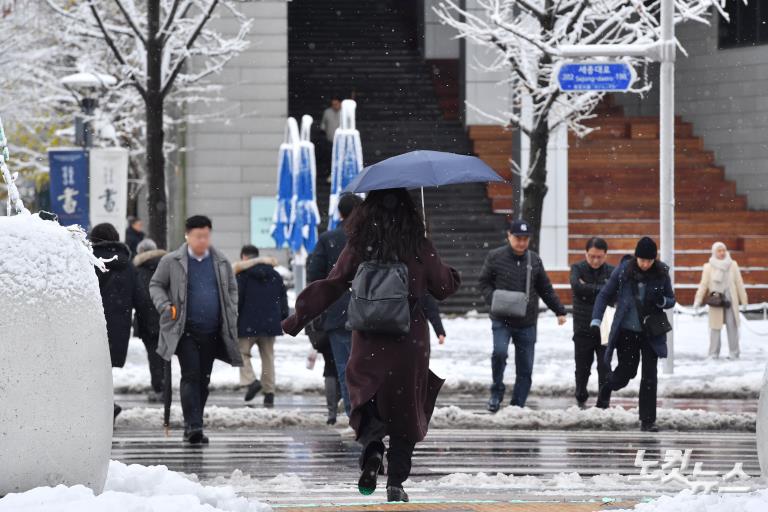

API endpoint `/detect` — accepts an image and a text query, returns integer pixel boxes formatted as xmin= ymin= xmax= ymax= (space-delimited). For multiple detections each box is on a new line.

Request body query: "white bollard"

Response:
xmin=0 ymin=213 xmax=113 ymax=494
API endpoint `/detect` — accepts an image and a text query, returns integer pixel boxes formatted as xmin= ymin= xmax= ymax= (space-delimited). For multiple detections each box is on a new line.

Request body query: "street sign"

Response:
xmin=555 ymin=61 xmax=636 ymax=92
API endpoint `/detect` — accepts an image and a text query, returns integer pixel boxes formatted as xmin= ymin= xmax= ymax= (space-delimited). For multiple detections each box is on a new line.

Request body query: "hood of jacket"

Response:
xmin=92 ymin=241 xmax=131 ymax=271
xmin=233 ymin=256 xmax=278 ymax=275
xmin=133 ymin=249 xmax=168 ymax=269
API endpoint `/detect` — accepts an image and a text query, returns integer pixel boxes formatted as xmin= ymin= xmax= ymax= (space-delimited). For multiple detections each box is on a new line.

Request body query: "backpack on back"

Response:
xmin=346 ymin=260 xmax=411 ymax=336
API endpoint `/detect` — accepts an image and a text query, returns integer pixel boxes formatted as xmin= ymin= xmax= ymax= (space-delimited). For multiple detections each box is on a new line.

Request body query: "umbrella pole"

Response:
xmin=421 ymin=187 xmax=427 ymax=236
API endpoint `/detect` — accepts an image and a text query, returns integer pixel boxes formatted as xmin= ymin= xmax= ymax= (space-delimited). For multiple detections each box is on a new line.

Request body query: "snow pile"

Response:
xmin=118 ymin=405 xmax=329 ymax=429
xmin=616 ymin=489 xmax=768 ymax=512
xmin=0 ymin=461 xmax=271 ymax=512
xmin=431 ymin=405 xmax=756 ymax=431
xmin=210 ymin=471 xmax=305 ymax=496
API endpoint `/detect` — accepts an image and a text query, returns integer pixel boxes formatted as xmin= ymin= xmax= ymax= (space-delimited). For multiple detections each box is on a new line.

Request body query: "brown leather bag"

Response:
xmin=704 ymin=291 xmax=731 ymax=309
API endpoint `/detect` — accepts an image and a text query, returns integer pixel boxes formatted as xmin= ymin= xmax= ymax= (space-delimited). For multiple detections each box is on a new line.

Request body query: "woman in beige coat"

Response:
xmin=693 ymin=242 xmax=748 ymax=359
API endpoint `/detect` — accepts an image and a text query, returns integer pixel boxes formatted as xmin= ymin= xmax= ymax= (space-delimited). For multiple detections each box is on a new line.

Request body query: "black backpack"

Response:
xmin=346 ymin=260 xmax=411 ymax=336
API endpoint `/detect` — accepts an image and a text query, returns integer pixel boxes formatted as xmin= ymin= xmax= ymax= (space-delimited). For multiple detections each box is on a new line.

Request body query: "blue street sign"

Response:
xmin=49 ymin=148 xmax=89 ymax=229
xmin=556 ymin=62 xmax=635 ymax=92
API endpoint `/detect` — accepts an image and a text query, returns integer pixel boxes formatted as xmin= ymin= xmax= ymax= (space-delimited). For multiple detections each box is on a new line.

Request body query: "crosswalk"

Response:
xmin=112 ymin=420 xmax=761 ymax=507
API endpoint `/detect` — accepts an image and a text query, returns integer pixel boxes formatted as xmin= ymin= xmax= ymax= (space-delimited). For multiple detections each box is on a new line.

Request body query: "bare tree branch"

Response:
xmin=113 ymin=0 xmax=147 ymax=46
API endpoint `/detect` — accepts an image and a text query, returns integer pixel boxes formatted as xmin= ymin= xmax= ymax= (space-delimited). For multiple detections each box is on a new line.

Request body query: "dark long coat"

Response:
xmin=92 ymin=241 xmax=153 ymax=367
xmin=282 ymin=238 xmax=460 ymax=443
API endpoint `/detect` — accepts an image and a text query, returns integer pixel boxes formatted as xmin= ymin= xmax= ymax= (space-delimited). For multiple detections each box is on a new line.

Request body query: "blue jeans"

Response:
xmin=491 ymin=320 xmax=537 ymax=407
xmin=328 ymin=328 xmax=352 ymax=416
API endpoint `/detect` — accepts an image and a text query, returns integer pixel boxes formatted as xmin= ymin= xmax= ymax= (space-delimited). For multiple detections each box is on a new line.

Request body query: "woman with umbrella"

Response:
xmin=282 ymin=188 xmax=461 ymax=502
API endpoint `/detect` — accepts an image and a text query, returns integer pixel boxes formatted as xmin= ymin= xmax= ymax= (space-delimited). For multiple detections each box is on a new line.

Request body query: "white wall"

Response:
xmin=423 ymin=0 xmax=460 ymax=59
xmin=185 ymin=1 xmax=287 ymax=259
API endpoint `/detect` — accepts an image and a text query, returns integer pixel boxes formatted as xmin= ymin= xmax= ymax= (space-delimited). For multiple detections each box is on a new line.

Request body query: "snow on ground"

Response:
xmin=0 ymin=460 xmax=270 ymax=512
xmin=114 ymin=312 xmax=768 ymax=399
xmin=117 ymin=403 xmax=754 ymax=431
xmin=615 ymin=489 xmax=768 ymax=512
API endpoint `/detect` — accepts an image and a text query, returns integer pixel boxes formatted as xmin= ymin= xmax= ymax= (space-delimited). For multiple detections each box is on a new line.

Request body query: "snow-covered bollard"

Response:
xmin=0 ymin=213 xmax=113 ymax=495
xmin=758 ymin=365 xmax=768 ymax=477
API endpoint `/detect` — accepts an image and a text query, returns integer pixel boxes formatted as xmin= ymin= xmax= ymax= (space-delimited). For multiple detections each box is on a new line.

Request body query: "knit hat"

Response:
xmin=136 ymin=238 xmax=158 ymax=254
xmin=635 ymin=237 xmax=658 ymax=259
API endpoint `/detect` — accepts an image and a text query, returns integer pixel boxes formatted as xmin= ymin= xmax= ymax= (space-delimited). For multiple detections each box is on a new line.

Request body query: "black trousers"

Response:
xmin=141 ymin=334 xmax=165 ymax=394
xmin=357 ymin=400 xmax=416 ymax=488
xmin=573 ymin=330 xmax=609 ymax=404
xmin=176 ymin=329 xmax=219 ymax=431
xmin=600 ymin=329 xmax=658 ymax=424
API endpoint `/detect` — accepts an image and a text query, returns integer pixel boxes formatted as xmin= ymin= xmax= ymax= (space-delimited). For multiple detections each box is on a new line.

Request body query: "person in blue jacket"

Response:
xmin=590 ymin=237 xmax=675 ymax=432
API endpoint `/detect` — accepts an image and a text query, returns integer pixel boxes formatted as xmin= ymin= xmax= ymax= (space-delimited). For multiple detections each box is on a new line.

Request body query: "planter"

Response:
xmin=0 ymin=214 xmax=112 ymax=495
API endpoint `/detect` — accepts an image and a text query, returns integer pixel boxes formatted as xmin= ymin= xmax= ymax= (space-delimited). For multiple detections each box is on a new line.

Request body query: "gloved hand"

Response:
xmin=590 ymin=319 xmax=601 ymax=337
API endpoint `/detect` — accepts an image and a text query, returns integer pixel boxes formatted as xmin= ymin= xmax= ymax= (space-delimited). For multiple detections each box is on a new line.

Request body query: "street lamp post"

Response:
xmin=558 ymin=0 xmax=676 ymax=373
xmin=60 ymin=73 xmax=117 ymax=148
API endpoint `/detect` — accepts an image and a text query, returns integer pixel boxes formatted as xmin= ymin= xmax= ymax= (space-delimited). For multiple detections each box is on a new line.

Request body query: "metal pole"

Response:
xmin=660 ymin=0 xmax=676 ymax=374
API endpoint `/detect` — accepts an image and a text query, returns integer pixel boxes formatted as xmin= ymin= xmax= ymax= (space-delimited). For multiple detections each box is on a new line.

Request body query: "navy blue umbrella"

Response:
xmin=344 ymin=150 xmax=504 ymax=193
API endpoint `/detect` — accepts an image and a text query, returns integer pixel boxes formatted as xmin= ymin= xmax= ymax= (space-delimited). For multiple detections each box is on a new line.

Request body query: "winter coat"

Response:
xmin=92 ymin=241 xmax=153 ymax=368
xmin=149 ymin=243 xmax=242 ymax=366
xmin=694 ymin=261 xmax=748 ymax=330
xmin=132 ymin=249 xmax=167 ymax=341
xmin=570 ymin=260 xmax=615 ymax=334
xmin=282 ymin=238 xmax=461 ymax=444
xmin=478 ymin=245 xmax=566 ymax=327
xmin=125 ymin=227 xmax=145 ymax=257
xmin=233 ymin=257 xmax=289 ymax=338
xmin=423 ymin=294 xmax=446 ymax=337
xmin=307 ymin=223 xmax=350 ymax=331
xmin=592 ymin=257 xmax=676 ymax=365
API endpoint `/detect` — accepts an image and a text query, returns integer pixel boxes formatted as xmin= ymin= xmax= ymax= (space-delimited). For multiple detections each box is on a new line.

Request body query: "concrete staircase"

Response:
xmin=470 ymin=97 xmax=768 ymax=307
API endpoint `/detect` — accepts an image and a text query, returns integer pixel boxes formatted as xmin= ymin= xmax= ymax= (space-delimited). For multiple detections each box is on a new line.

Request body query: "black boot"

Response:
xmin=641 ymin=421 xmax=659 ymax=432
xmin=244 ymin=379 xmax=262 ymax=402
xmin=184 ymin=428 xmax=210 ymax=445
xmin=358 ymin=443 xmax=384 ymax=496
xmin=386 ymin=486 xmax=409 ymax=502
xmin=487 ymin=395 xmax=501 ymax=413
xmin=595 ymin=384 xmax=611 ymax=409
xmin=263 ymin=393 xmax=275 ymax=408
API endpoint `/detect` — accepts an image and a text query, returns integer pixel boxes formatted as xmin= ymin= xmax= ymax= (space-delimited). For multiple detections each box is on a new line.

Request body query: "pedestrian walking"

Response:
xmin=90 ymin=223 xmax=153 ymax=420
xmin=591 ymin=237 xmax=675 ymax=432
xmin=478 ymin=219 xmax=568 ymax=413
xmin=282 ymin=188 xmax=461 ymax=503
xmin=693 ymin=242 xmax=748 ymax=359
xmin=149 ymin=215 xmax=242 ymax=445
xmin=233 ymin=245 xmax=289 ymax=407
xmin=306 ymin=193 xmax=363 ymax=417
xmin=133 ymin=238 xmax=168 ymax=403
xmin=570 ymin=237 xmax=614 ymax=408
xmin=125 ymin=216 xmax=145 ymax=257
xmin=306 ymin=320 xmax=343 ymax=425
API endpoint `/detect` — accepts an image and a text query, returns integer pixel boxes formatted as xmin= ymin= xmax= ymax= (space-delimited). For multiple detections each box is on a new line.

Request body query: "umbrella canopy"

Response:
xmin=289 ymin=115 xmax=321 ymax=254
xmin=328 ymin=100 xmax=363 ymax=230
xmin=344 ymin=150 xmax=504 ymax=193
xmin=271 ymin=118 xmax=299 ymax=248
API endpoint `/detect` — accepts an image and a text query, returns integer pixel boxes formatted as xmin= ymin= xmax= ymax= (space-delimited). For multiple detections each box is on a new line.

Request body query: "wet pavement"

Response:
xmin=111 ymin=392 xmax=761 ymax=509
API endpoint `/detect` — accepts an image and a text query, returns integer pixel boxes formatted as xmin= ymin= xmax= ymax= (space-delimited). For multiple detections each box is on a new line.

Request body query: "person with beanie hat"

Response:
xmin=590 ymin=236 xmax=675 ymax=432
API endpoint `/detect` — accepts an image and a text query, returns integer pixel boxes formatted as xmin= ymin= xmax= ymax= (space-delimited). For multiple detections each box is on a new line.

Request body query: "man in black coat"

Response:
xmin=90 ymin=223 xmax=154 ymax=419
xmin=125 ymin=217 xmax=145 ymax=257
xmin=478 ymin=220 xmax=567 ymax=412
xmin=570 ymin=237 xmax=614 ymax=408
xmin=307 ymin=192 xmax=363 ymax=417
xmin=234 ymin=245 xmax=289 ymax=407
xmin=133 ymin=238 xmax=168 ymax=402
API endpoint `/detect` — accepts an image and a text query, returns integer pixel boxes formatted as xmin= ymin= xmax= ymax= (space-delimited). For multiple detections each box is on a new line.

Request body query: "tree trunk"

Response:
xmin=145 ymin=1 xmax=167 ymax=248
xmin=521 ymin=124 xmax=550 ymax=254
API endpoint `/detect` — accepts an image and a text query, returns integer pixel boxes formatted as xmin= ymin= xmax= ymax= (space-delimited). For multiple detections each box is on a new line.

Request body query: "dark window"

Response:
xmin=719 ymin=0 xmax=768 ymax=48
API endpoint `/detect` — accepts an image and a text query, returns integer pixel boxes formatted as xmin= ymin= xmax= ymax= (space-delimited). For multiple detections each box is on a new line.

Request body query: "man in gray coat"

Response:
xmin=149 ymin=215 xmax=242 ymax=444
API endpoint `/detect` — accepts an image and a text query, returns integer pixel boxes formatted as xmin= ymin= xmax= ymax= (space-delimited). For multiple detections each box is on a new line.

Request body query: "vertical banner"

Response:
xmin=89 ymin=148 xmax=129 ymax=237
xmin=48 ymin=148 xmax=89 ymax=229
xmin=251 ymin=196 xmax=277 ymax=247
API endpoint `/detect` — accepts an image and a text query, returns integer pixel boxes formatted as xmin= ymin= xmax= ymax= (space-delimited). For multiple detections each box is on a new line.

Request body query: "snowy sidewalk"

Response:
xmin=115 ymin=314 xmax=768 ymax=400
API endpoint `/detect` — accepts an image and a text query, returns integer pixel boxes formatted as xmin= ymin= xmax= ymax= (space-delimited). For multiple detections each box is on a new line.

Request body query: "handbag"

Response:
xmin=704 ymin=291 xmax=731 ymax=309
xmin=632 ymin=284 xmax=672 ymax=338
xmin=490 ymin=252 xmax=532 ymax=319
